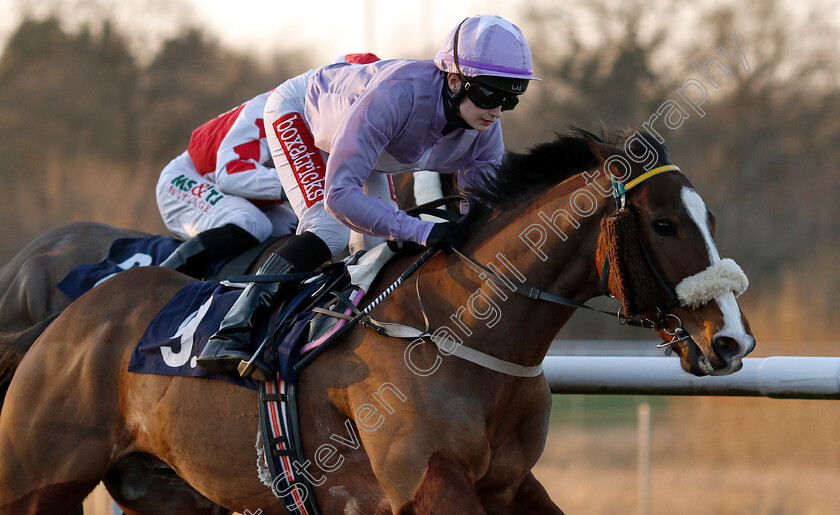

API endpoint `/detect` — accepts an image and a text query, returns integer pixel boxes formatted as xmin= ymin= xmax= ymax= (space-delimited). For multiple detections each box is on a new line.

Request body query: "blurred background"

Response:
xmin=1 ymin=0 xmax=838 ymax=513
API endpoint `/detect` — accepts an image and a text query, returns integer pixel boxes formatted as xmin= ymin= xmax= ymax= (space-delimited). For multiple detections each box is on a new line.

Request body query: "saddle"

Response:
xmin=125 ymin=197 xmax=470 ymax=514
xmin=229 ymin=242 xmax=396 ymax=383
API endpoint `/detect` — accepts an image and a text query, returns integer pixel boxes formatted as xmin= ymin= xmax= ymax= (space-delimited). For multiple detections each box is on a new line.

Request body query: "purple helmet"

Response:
xmin=434 ymin=15 xmax=540 ymax=92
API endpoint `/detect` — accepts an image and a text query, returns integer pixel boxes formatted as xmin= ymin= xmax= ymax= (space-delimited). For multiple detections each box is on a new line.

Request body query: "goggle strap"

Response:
xmin=453 ymin=18 xmax=469 ymax=78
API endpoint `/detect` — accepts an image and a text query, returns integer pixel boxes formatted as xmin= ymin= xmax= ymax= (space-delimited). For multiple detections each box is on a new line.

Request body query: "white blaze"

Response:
xmin=680 ymin=187 xmax=748 ymax=339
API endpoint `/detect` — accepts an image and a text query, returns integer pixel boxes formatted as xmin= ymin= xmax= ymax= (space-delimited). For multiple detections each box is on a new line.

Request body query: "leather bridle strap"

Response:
xmin=612 ymin=164 xmax=681 ymax=209
xmin=624 ymin=165 xmax=680 ymax=191
xmin=603 ymin=164 xmax=682 ymax=297
xmin=451 ymin=249 xmax=634 ymax=319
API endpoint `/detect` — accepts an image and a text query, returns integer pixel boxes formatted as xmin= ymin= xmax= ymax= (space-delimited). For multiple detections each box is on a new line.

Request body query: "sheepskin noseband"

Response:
xmin=675 ymin=258 xmax=748 ymax=309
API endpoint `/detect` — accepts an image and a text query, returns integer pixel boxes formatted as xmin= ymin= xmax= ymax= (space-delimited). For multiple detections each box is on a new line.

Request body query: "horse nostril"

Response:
xmin=746 ymin=336 xmax=756 ymax=356
xmin=712 ymin=335 xmax=740 ymax=359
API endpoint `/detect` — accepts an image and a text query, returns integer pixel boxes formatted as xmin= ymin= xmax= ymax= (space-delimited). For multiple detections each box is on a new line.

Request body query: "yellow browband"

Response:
xmin=623 ymin=165 xmax=681 ymax=191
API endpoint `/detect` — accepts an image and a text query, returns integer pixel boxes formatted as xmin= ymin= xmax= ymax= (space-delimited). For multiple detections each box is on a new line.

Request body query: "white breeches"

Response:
xmin=156 ymin=152 xmax=297 ymax=241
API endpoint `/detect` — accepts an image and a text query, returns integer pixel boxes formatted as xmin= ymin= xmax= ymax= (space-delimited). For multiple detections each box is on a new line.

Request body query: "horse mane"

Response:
xmin=467 ymin=126 xmax=671 ymax=208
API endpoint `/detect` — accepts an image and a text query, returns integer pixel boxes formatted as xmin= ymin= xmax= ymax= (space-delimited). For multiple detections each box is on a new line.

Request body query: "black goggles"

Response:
xmin=463 ymin=80 xmax=520 ymax=111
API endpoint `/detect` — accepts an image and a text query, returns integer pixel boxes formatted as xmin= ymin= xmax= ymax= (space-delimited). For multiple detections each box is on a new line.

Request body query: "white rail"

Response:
xmin=543 ymin=356 xmax=840 ymax=399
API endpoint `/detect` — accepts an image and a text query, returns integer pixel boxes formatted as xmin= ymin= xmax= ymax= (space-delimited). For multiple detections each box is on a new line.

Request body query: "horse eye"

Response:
xmin=654 ymin=219 xmax=676 ymax=236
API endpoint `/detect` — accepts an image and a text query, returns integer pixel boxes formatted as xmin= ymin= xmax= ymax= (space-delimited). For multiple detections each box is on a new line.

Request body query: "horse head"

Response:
xmin=588 ymin=132 xmax=755 ymax=376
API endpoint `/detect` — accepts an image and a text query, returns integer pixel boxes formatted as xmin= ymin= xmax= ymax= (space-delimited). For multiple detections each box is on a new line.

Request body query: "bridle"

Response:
xmin=446 ymin=165 xmax=694 ymax=346
xmin=382 ymin=165 xmax=700 ymax=376
xmin=602 ymin=164 xmax=693 ymax=354
xmin=295 ymin=166 xmax=701 ymax=377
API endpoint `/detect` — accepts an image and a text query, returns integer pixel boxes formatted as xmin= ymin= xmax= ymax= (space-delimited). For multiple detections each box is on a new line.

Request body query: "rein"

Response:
xmin=298 ymin=167 xmax=696 ymax=378
xmin=345 ymin=167 xmax=693 ymax=378
xmin=441 ymin=165 xmax=689 ymax=331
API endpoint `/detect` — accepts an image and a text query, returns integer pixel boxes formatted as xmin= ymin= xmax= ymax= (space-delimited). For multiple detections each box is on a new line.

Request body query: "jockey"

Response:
xmin=156 ymin=53 xmax=382 ymax=278
xmin=155 ymin=91 xmax=296 ymax=278
xmin=197 ymin=15 xmax=538 ymax=375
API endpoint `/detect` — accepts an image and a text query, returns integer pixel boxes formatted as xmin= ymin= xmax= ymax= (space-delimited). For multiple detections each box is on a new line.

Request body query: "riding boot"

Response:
xmin=159 ymin=235 xmax=207 ymax=276
xmin=196 ymin=252 xmax=294 ymax=376
xmin=160 ymin=224 xmax=259 ymax=279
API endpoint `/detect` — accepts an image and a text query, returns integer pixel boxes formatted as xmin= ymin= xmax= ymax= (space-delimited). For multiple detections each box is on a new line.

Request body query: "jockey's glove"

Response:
xmin=387 ymin=239 xmax=424 ymax=254
xmin=425 ymin=221 xmax=467 ymax=253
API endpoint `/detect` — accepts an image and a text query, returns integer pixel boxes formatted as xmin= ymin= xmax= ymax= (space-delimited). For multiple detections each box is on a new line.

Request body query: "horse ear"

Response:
xmin=584 ymin=136 xmax=623 ymax=165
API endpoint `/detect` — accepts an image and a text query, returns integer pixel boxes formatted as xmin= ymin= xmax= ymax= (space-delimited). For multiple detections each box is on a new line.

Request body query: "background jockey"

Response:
xmin=197 ymin=15 xmax=539 ymax=376
xmin=156 ymin=53 xmax=381 ymax=278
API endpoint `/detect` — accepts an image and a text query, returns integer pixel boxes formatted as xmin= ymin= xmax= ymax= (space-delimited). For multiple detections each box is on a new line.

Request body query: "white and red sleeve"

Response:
xmin=211 ymin=91 xmax=285 ymax=201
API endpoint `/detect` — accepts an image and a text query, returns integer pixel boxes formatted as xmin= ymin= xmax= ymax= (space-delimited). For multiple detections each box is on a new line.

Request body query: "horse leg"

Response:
xmin=0 ymin=290 xmax=135 ymax=512
xmin=0 ymin=367 xmax=114 ymax=514
xmin=395 ymin=451 xmax=486 ymax=515
xmin=103 ymin=454 xmax=232 ymax=515
xmin=509 ymin=472 xmax=564 ymax=515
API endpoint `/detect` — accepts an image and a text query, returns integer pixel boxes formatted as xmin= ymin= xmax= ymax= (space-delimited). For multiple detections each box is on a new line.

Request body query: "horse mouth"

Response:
xmin=679 ymin=335 xmax=751 ymax=377
xmin=694 ymin=352 xmax=744 ymax=376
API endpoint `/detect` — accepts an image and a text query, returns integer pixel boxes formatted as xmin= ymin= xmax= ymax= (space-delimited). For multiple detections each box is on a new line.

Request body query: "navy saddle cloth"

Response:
xmin=127 ymin=281 xmax=261 ymax=389
xmin=127 ymin=265 xmax=350 ymax=389
xmin=57 ymin=235 xmax=233 ymax=301
xmin=56 ymin=234 xmax=281 ymax=301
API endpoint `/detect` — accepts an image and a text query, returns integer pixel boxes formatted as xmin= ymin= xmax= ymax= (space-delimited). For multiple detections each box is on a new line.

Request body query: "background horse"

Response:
xmin=0 ymin=173 xmax=453 ymax=334
xmin=0 ymin=129 xmax=754 ymax=514
xmin=0 ymin=222 xmax=278 ymax=514
xmin=0 ymin=222 xmax=146 ymax=333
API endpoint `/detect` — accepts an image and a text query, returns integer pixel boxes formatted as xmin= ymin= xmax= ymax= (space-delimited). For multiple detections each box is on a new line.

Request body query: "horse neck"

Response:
xmin=440 ymin=174 xmax=611 ymax=367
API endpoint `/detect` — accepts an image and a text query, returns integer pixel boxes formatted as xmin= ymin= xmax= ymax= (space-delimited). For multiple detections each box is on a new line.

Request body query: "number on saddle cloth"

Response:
xmin=57 ymin=236 xmax=181 ymax=300
xmin=126 ymin=261 xmax=355 ymax=387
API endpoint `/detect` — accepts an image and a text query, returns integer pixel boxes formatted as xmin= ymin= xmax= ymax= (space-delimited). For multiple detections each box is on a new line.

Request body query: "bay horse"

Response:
xmin=0 ymin=223 xmax=294 ymax=514
xmin=0 ymin=173 xmax=453 ymax=513
xmin=0 ymin=129 xmax=755 ymax=514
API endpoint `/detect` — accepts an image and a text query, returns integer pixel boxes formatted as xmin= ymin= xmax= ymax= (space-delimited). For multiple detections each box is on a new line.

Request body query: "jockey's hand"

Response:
xmin=387 ymin=239 xmax=423 ymax=254
xmin=424 ymin=222 xmax=467 ymax=253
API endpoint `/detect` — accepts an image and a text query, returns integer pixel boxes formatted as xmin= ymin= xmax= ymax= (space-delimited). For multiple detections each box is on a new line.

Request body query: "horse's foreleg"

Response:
xmin=0 ymin=305 xmax=127 ymax=513
xmin=395 ymin=451 xmax=486 ymax=515
xmin=0 ymin=481 xmax=96 ymax=515
xmin=510 ymin=472 xmax=564 ymax=515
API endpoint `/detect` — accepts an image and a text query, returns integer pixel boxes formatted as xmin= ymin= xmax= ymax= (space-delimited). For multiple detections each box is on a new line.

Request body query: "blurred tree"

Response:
xmin=0 ymin=13 xmax=312 ymax=261
xmin=135 ymin=29 xmax=305 ymax=166
xmin=508 ymin=0 xmax=681 ymax=148
xmin=519 ymin=0 xmax=840 ymax=341
xmin=665 ymin=1 xmax=840 ymax=280
xmin=0 ymin=17 xmax=137 ymax=174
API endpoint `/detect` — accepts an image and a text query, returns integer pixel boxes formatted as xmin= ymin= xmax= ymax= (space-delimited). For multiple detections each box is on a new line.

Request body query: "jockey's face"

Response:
xmin=447 ymin=73 xmax=502 ymax=133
